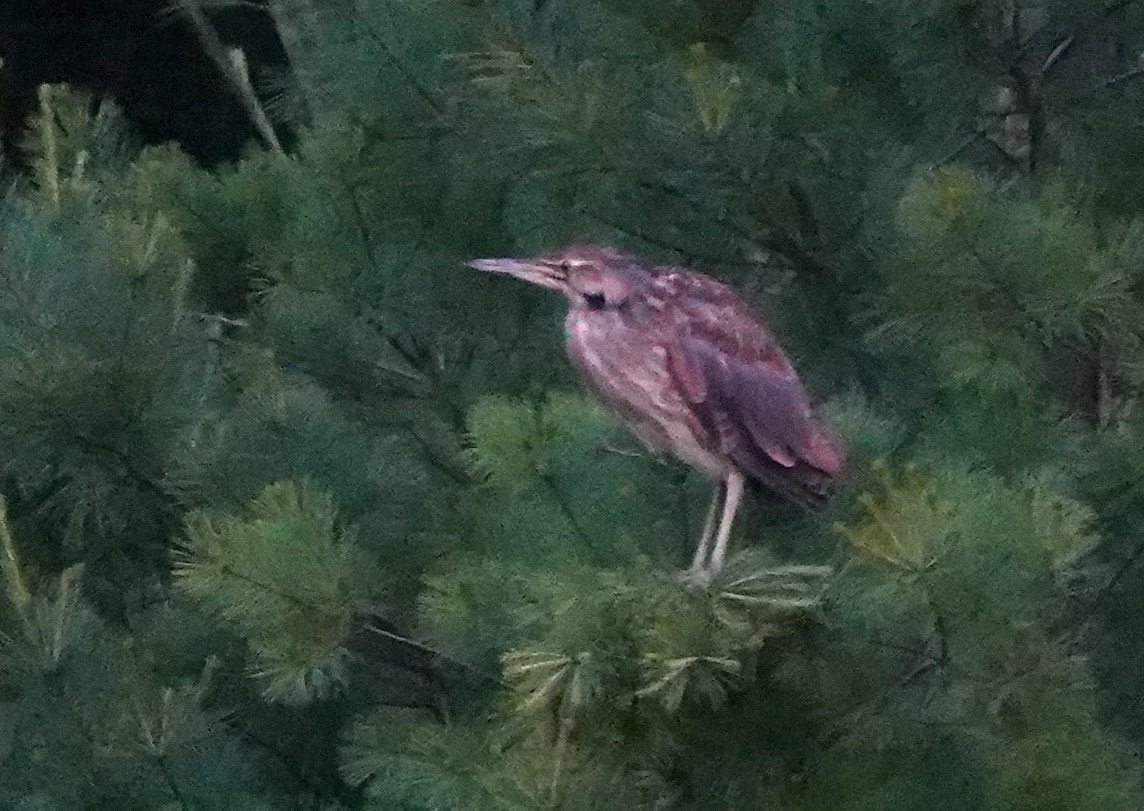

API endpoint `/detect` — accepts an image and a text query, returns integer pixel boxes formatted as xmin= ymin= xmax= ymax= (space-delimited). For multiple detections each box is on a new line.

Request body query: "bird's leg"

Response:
xmin=705 ymin=470 xmax=745 ymax=577
xmin=687 ymin=481 xmax=724 ymax=575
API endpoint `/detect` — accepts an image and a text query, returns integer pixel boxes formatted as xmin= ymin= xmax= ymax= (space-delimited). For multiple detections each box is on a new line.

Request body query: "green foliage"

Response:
xmin=0 ymin=498 xmax=259 ymax=810
xmin=177 ymin=481 xmax=378 ymax=704
xmin=4 ymin=0 xmax=1144 ymax=808
xmin=21 ymin=84 xmax=138 ymax=207
xmin=465 ymin=392 xmax=687 ymax=567
xmin=342 ymin=708 xmax=535 ymax=811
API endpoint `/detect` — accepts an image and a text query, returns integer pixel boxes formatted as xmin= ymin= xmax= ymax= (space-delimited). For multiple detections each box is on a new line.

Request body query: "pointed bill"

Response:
xmin=467 ymin=257 xmax=566 ymax=290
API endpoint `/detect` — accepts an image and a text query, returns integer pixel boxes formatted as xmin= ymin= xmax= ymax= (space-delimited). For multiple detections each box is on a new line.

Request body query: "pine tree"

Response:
xmin=3 ymin=1 xmax=1144 ymax=808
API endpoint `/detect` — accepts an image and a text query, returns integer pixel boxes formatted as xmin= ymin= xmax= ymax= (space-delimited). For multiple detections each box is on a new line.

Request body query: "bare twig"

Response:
xmin=936 ymin=123 xmax=991 ymax=166
xmin=176 ymin=0 xmax=285 ymax=154
xmin=1105 ymin=65 xmax=1144 ymax=88
xmin=1097 ymin=539 xmax=1144 ymax=601
xmin=1041 ymin=36 xmax=1075 ymax=77
xmin=265 ymin=0 xmax=318 ymax=122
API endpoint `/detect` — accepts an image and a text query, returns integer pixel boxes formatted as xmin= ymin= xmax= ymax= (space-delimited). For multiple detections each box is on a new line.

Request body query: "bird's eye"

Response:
xmin=583 ymin=291 xmax=606 ymax=309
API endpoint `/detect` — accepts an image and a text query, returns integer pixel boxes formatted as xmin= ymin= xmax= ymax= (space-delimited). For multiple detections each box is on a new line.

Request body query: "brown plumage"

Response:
xmin=468 ymin=244 xmax=845 ymax=580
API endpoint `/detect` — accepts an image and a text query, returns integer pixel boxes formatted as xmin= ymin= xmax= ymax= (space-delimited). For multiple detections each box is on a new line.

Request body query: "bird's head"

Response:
xmin=467 ymin=244 xmax=648 ymax=309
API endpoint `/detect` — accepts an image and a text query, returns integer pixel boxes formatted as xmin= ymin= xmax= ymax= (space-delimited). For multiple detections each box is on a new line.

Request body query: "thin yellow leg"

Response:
xmin=706 ymin=471 xmax=744 ymax=576
xmin=688 ymin=483 xmax=723 ymax=574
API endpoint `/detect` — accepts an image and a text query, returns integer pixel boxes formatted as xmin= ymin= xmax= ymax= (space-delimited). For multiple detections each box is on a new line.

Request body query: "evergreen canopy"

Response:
xmin=3 ymin=1 xmax=1144 ymax=808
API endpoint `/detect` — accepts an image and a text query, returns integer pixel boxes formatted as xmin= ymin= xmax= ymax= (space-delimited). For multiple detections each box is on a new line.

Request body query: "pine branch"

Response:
xmin=174 ymin=0 xmax=285 ymax=154
xmin=403 ymin=424 xmax=472 ymax=487
xmin=537 ymin=471 xmax=606 ymax=566
xmin=265 ymin=0 xmax=319 ymax=124
xmin=0 ymin=497 xmax=32 ymax=614
xmin=580 ymin=206 xmax=758 ymax=269
xmin=37 ymin=85 xmax=61 ymax=210
xmin=632 ymin=178 xmax=833 ymax=275
xmin=355 ymin=1 xmax=447 ymax=118
xmin=196 ymin=556 xmax=492 ymax=694
xmin=1104 ymin=66 xmax=1144 ymax=88
xmin=336 ymin=171 xmax=380 ymax=270
xmin=918 ymin=570 xmax=951 ymax=670
xmin=815 ymin=630 xmax=948 ymax=752
xmin=1091 ymin=538 xmax=1144 ymax=605
xmin=70 ymin=432 xmax=182 ymax=523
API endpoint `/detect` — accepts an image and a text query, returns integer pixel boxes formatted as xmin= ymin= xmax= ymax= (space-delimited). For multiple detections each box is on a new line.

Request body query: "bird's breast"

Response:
xmin=564 ymin=310 xmax=667 ymax=405
xmin=564 ymin=310 xmax=728 ymax=479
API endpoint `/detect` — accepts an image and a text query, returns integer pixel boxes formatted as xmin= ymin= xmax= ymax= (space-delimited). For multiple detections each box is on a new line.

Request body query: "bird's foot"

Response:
xmin=678 ymin=565 xmax=713 ymax=588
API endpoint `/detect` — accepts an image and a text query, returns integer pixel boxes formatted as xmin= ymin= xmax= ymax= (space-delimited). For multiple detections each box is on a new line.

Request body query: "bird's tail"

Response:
xmin=745 ymin=457 xmax=839 ymax=513
xmin=736 ymin=419 xmax=847 ymax=512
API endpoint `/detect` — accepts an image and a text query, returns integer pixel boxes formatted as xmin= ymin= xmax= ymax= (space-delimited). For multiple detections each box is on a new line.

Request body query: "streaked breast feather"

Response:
xmin=565 ymin=314 xmax=726 ymax=477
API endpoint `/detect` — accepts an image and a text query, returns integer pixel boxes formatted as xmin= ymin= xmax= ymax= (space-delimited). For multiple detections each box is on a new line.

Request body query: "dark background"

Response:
xmin=0 ymin=0 xmax=286 ymax=169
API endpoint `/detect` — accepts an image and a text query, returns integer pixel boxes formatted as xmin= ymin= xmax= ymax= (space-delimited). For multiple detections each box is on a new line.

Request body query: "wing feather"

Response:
xmin=676 ymin=339 xmax=811 ymax=465
xmin=651 ymin=268 xmax=845 ymax=507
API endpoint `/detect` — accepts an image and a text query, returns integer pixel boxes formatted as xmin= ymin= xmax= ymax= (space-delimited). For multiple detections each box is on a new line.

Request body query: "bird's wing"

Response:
xmin=669 ymin=337 xmax=839 ymax=473
xmin=652 ymin=270 xmax=844 ymax=487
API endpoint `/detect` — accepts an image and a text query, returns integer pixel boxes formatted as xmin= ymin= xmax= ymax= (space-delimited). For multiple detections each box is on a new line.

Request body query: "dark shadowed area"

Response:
xmin=0 ymin=0 xmax=285 ymax=169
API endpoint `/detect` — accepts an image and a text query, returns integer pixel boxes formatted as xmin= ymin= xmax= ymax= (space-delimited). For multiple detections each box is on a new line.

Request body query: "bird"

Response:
xmin=467 ymin=244 xmax=846 ymax=581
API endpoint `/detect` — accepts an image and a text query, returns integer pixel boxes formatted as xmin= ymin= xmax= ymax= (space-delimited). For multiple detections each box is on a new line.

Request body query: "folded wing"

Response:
xmin=667 ymin=334 xmax=845 ymax=510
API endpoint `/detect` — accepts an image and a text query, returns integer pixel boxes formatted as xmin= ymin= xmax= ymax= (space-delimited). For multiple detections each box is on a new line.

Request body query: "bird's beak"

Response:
xmin=467 ymin=257 xmax=566 ymax=291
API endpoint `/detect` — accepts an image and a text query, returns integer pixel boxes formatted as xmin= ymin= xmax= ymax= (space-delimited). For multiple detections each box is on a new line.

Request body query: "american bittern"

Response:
xmin=468 ymin=245 xmax=845 ymax=580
